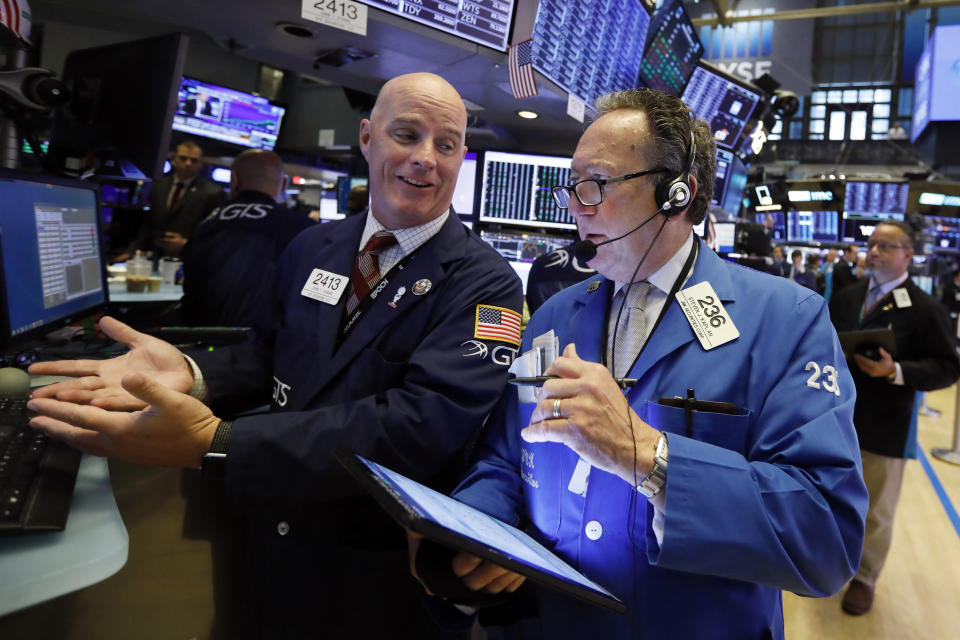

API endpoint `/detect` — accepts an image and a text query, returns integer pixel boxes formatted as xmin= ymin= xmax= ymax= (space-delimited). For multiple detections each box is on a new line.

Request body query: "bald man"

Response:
xmin=181 ymin=149 xmax=314 ymax=326
xmin=28 ymin=73 xmax=523 ymax=638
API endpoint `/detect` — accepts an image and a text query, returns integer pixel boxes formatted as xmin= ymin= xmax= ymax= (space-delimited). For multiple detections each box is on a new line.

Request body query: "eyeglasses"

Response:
xmin=866 ymin=241 xmax=910 ymax=253
xmin=551 ymin=168 xmax=669 ymax=209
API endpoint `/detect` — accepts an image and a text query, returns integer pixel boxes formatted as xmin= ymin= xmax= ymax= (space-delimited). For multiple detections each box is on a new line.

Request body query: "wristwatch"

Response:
xmin=201 ymin=420 xmax=232 ymax=478
xmin=637 ymin=432 xmax=669 ymax=498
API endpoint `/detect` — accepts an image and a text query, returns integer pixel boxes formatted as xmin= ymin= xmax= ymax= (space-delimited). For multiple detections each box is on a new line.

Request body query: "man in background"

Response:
xmin=830 ymin=221 xmax=959 ymax=615
xmin=118 ymin=140 xmax=224 ymax=261
xmin=181 ymin=149 xmax=314 ymax=327
xmin=833 ymin=244 xmax=860 ymax=294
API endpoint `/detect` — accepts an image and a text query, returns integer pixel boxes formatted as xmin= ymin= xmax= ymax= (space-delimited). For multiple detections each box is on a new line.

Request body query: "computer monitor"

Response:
xmin=924 ymin=216 xmax=960 ymax=253
xmin=754 ymin=211 xmax=786 ymax=241
xmin=637 ymin=0 xmax=704 ymax=97
xmin=682 ymin=61 xmax=763 ymax=150
xmin=478 ymin=228 xmax=576 ymax=293
xmin=477 ymin=150 xmax=575 ymax=231
xmin=530 ymin=0 xmax=651 ymax=105
xmin=714 ymin=221 xmax=736 ymax=253
xmin=843 ymin=181 xmax=909 ymax=217
xmin=786 ymin=210 xmax=840 ymax=243
xmin=50 ymin=33 xmax=188 ymax=180
xmin=172 ymin=76 xmax=286 ymax=151
xmin=0 ymin=170 xmax=107 ymax=349
xmin=354 ymin=0 xmax=514 ymax=51
xmin=452 ymin=151 xmax=478 ymax=219
xmin=336 ymin=177 xmax=369 ymax=214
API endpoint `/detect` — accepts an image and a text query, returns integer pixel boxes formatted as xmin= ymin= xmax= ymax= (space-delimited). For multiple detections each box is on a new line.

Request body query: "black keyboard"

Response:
xmin=0 ymin=396 xmax=81 ymax=534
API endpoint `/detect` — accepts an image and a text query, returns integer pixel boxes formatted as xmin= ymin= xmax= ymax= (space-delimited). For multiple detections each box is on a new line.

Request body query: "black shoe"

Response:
xmin=841 ymin=579 xmax=875 ymax=616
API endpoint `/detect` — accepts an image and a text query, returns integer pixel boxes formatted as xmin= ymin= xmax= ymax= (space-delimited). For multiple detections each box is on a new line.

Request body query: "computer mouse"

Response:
xmin=15 ymin=349 xmax=40 ymax=368
xmin=0 ymin=366 xmax=31 ymax=397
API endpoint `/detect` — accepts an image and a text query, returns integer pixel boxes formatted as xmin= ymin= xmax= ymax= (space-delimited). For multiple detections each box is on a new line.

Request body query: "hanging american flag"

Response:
xmin=508 ymin=39 xmax=538 ymax=100
xmin=0 ymin=0 xmax=31 ymax=43
xmin=474 ymin=305 xmax=522 ymax=346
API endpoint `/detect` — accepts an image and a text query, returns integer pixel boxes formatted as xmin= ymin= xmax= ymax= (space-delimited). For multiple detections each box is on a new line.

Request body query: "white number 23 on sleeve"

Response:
xmin=805 ymin=361 xmax=840 ymax=396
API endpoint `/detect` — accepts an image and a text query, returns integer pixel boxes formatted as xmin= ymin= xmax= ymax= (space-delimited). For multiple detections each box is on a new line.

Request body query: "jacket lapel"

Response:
xmin=565 ymin=276 xmax=611 ymax=365
xmin=317 ymin=213 xmax=464 ymax=389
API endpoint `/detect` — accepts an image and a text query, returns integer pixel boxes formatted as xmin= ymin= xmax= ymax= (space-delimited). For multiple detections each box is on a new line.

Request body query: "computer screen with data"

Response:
xmin=477 ymin=151 xmax=575 ymax=231
xmin=637 ymin=0 xmax=703 ymax=96
xmin=682 ymin=62 xmax=763 ymax=150
xmin=0 ymin=171 xmax=107 ymax=348
xmin=786 ymin=210 xmax=840 ymax=243
xmin=530 ymin=0 xmax=651 ymax=106
xmin=479 ymin=229 xmax=576 ymax=292
xmin=843 ymin=181 xmax=909 ymax=217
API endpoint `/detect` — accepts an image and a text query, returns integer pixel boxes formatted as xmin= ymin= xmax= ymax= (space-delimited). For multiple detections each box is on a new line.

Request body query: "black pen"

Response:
xmin=509 ymin=376 xmax=638 ymax=387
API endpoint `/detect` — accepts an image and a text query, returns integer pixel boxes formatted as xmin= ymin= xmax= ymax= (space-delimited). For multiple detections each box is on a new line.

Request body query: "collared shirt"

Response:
xmin=865 ymin=271 xmax=909 ymax=385
xmin=607 ymin=232 xmax=695 ymax=352
xmin=360 ymin=207 xmax=449 ymax=275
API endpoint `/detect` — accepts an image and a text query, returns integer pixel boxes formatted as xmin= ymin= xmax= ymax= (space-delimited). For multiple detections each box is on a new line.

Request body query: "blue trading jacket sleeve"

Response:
xmin=650 ymin=294 xmax=867 ymax=597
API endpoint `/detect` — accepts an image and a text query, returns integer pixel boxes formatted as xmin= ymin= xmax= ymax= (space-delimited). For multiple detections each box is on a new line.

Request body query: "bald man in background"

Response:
xmin=181 ymin=149 xmax=314 ymax=326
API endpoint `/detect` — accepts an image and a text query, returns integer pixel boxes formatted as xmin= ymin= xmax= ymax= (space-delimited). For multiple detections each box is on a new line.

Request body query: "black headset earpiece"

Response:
xmin=655 ymin=131 xmax=696 ymax=216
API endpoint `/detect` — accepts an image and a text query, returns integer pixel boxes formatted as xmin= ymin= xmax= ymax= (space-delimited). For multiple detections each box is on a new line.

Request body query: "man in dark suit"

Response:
xmin=181 ymin=149 xmax=314 ymax=327
xmin=833 ymin=243 xmax=860 ymax=295
xmin=118 ymin=140 xmax=224 ymax=261
xmin=29 ymin=72 xmax=523 ymax=638
xmin=830 ymin=221 xmax=959 ymax=616
xmin=769 ymin=244 xmax=790 ymax=277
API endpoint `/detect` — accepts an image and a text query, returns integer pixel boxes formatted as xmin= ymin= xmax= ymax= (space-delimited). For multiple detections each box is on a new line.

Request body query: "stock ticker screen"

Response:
xmin=355 ymin=0 xmax=514 ymax=51
xmin=786 ymin=210 xmax=840 ymax=243
xmin=637 ymin=0 xmax=703 ymax=96
xmin=682 ymin=63 xmax=763 ymax=150
xmin=843 ymin=181 xmax=910 ymax=216
xmin=530 ymin=0 xmax=651 ymax=105
xmin=477 ymin=151 xmax=576 ymax=231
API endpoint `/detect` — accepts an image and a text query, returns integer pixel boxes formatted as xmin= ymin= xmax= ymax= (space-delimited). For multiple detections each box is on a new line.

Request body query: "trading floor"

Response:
xmin=785 ymin=385 xmax=960 ymax=640
xmin=2 ymin=388 xmax=959 ymax=639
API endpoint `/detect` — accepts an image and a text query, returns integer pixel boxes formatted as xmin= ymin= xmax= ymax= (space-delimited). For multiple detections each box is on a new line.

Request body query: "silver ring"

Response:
xmin=553 ymin=398 xmax=562 ymax=419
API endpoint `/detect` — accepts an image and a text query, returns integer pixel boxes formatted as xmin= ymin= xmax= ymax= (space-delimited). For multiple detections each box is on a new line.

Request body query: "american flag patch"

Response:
xmin=474 ymin=305 xmax=522 ymax=346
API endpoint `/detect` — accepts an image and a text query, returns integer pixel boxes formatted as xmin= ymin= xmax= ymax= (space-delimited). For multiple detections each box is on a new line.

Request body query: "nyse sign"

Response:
xmin=715 ymin=60 xmax=772 ymax=84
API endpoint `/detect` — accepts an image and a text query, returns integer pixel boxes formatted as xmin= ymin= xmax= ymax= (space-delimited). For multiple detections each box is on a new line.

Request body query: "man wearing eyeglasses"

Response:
xmin=411 ymin=89 xmax=867 ymax=638
xmin=829 ymin=220 xmax=959 ymax=616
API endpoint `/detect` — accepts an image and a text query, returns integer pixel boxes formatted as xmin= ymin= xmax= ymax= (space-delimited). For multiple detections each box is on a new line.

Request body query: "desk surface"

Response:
xmin=0 ymin=454 xmax=128 ymax=617
xmin=108 ymin=282 xmax=183 ymax=303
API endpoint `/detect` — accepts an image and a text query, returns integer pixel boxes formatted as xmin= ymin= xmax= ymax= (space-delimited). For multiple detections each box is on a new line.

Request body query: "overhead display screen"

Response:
xmin=844 ymin=181 xmax=910 ymax=216
xmin=356 ymin=0 xmax=514 ymax=51
xmin=682 ymin=63 xmax=762 ymax=150
xmin=173 ymin=77 xmax=285 ymax=150
xmin=637 ymin=0 xmax=703 ymax=97
xmin=786 ymin=210 xmax=839 ymax=243
xmin=530 ymin=0 xmax=650 ymax=106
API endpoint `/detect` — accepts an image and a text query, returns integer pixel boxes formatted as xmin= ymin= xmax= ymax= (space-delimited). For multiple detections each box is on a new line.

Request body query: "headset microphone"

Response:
xmin=570 ymin=204 xmax=669 ymax=263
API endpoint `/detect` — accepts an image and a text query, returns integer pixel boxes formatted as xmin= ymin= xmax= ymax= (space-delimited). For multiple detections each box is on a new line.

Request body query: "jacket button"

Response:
xmin=277 ymin=521 xmax=290 ymax=536
xmin=585 ymin=520 xmax=602 ymax=540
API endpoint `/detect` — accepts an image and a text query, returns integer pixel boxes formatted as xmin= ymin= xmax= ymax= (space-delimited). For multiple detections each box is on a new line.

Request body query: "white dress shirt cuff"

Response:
xmin=184 ymin=354 xmax=208 ymax=401
xmin=889 ymin=362 xmax=904 ymax=386
xmin=650 ymin=489 xmax=666 ymax=545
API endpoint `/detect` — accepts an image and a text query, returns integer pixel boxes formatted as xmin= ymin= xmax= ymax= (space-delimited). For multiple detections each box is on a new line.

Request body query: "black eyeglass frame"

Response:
xmin=551 ymin=168 xmax=670 ymax=209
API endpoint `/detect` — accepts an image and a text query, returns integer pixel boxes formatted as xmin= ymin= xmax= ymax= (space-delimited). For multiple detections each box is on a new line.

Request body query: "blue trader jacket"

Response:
xmin=453 ymin=237 xmax=868 ymax=639
xmin=190 ymin=211 xmax=523 ymax=638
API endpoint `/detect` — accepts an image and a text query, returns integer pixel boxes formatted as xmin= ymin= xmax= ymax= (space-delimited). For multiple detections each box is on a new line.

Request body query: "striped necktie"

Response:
xmin=609 ymin=281 xmax=651 ymax=378
xmin=345 ymin=231 xmax=398 ymax=315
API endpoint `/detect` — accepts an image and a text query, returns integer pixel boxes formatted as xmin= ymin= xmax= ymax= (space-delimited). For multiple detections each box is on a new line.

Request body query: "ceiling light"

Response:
xmin=517 ymin=110 xmax=538 ymax=119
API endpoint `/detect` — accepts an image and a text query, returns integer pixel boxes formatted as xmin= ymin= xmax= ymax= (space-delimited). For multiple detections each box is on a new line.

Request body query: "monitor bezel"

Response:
xmin=0 ymin=169 xmax=108 ymax=351
xmin=172 ymin=75 xmax=288 ymax=152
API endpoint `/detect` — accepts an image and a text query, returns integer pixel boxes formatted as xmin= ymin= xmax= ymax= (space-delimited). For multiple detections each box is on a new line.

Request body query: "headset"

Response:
xmin=654 ymin=130 xmax=696 ymax=216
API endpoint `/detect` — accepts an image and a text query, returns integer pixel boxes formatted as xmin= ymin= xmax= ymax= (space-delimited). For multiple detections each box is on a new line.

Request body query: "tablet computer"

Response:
xmin=837 ymin=328 xmax=897 ymax=360
xmin=337 ymin=451 xmax=626 ymax=614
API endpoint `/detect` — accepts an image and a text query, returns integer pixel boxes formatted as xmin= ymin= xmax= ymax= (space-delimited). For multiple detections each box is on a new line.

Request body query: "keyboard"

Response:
xmin=0 ymin=396 xmax=81 ymax=534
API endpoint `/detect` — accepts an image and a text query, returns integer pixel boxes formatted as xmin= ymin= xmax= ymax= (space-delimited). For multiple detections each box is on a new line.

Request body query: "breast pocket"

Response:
xmin=641 ymin=401 xmax=754 ymax=456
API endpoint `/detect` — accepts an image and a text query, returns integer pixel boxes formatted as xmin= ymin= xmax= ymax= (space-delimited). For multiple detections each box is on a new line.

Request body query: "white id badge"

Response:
xmin=301 ymin=268 xmax=349 ymax=305
xmin=893 ymin=288 xmax=912 ymax=308
xmin=675 ymin=281 xmax=739 ymax=350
